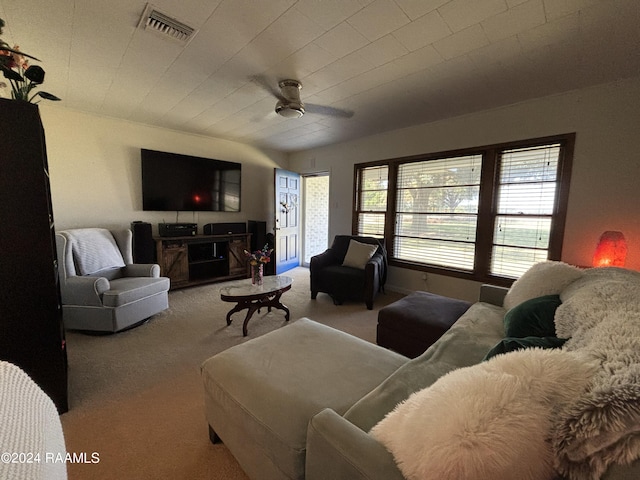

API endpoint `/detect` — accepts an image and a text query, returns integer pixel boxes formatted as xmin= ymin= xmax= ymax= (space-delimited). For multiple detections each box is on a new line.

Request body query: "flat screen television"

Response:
xmin=141 ymin=149 xmax=241 ymax=212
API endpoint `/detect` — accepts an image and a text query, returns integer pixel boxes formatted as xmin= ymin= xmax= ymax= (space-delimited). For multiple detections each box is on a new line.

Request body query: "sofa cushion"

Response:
xmin=370 ymin=348 xmax=597 ymax=480
xmin=344 ymin=302 xmax=506 ymax=432
xmin=503 ymin=294 xmax=562 ymax=338
xmin=503 ymin=261 xmax=583 ymax=311
xmin=318 ymin=265 xmax=366 ymax=299
xmin=342 ymin=240 xmax=378 ymax=269
xmin=102 ymin=277 xmax=170 ymax=307
xmin=201 ymin=318 xmax=408 ymax=480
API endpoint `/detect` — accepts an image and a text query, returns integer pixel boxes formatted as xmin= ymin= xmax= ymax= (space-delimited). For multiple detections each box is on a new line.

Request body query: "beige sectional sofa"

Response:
xmin=201 ymin=262 xmax=640 ymax=480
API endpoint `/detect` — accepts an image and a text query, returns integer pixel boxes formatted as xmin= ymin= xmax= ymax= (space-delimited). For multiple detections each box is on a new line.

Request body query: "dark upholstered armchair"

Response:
xmin=310 ymin=235 xmax=387 ymax=310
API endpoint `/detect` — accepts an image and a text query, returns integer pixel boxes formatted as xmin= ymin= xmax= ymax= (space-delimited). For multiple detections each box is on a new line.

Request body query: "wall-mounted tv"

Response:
xmin=141 ymin=149 xmax=241 ymax=212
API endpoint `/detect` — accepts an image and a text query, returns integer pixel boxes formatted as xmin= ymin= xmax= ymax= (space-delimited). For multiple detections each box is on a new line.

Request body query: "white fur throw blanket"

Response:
xmin=371 ymin=349 xmax=597 ymax=480
xmin=552 ymin=267 xmax=640 ymax=480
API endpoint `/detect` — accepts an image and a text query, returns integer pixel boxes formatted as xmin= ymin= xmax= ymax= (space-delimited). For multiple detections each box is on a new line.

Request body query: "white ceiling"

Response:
xmin=1 ymin=0 xmax=639 ymax=152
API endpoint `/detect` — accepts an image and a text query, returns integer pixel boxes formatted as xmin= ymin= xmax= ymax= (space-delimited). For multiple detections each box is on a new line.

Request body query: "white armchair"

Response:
xmin=55 ymin=228 xmax=170 ymax=333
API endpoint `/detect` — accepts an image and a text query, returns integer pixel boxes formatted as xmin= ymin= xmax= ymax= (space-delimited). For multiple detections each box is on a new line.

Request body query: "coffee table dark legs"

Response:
xmin=226 ymin=290 xmax=290 ymax=336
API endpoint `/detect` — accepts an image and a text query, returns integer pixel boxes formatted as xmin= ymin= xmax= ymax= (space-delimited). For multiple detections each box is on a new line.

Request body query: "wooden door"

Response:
xmin=157 ymin=241 xmax=189 ymax=285
xmin=274 ymin=169 xmax=300 ymax=274
xmin=228 ymin=235 xmax=250 ymax=276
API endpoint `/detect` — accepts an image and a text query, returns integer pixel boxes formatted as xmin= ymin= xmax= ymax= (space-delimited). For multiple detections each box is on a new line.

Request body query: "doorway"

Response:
xmin=274 ymin=168 xmax=300 ymax=274
xmin=303 ymin=173 xmax=330 ymax=266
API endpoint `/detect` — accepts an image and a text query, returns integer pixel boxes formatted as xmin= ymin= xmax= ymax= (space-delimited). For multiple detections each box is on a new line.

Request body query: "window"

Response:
xmin=354 ymin=165 xmax=388 ymax=238
xmin=491 ymin=144 xmax=562 ymax=277
xmin=353 ymin=134 xmax=574 ymax=283
xmin=395 ymin=154 xmax=481 ymax=270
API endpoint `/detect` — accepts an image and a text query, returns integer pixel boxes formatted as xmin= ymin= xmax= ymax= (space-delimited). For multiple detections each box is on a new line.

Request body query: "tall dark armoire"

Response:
xmin=0 ymin=98 xmax=68 ymax=412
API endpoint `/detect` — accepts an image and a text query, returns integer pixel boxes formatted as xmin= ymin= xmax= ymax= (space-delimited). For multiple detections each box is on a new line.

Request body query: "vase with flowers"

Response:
xmin=244 ymin=244 xmax=273 ymax=286
xmin=0 ymin=17 xmax=60 ymax=103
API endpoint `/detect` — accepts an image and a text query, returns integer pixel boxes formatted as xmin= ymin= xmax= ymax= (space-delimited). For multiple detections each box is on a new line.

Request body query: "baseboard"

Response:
xmin=384 ymin=284 xmax=415 ymax=295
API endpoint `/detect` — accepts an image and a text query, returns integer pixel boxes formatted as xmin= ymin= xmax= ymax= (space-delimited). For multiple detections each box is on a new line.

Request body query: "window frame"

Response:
xmin=353 ymin=164 xmax=389 ymax=238
xmin=352 ymin=133 xmax=575 ymax=286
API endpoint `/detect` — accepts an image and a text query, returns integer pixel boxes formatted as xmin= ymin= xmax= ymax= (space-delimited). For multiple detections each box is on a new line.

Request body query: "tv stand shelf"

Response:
xmin=155 ymin=234 xmax=251 ymax=289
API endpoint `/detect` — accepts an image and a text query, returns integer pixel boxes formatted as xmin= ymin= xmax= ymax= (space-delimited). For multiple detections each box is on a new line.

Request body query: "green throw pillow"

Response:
xmin=503 ymin=294 xmax=562 ymax=338
xmin=483 ymin=336 xmax=567 ymax=360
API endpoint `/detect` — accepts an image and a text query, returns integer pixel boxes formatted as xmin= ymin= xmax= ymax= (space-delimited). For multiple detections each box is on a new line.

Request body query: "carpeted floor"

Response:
xmin=60 ymin=267 xmax=404 ymax=480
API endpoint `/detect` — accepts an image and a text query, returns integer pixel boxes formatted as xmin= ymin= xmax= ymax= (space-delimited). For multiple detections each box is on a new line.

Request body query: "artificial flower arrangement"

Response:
xmin=244 ymin=244 xmax=273 ymax=266
xmin=0 ymin=17 xmax=60 ymax=103
xmin=244 ymin=244 xmax=273 ymax=285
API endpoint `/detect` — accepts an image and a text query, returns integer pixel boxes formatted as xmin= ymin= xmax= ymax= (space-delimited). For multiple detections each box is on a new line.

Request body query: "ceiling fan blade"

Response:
xmin=250 ymin=75 xmax=285 ymax=102
xmin=305 ymin=103 xmax=354 ymax=118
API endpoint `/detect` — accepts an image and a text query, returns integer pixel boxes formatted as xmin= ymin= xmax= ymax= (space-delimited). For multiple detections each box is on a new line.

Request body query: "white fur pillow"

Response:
xmin=370 ymin=349 xmax=596 ymax=480
xmin=503 ymin=261 xmax=584 ymax=310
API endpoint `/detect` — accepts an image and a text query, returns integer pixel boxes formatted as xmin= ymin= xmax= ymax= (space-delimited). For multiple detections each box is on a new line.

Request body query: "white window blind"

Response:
xmin=394 ymin=155 xmax=481 ymax=270
xmin=491 ymin=144 xmax=561 ymax=278
xmin=356 ymin=165 xmax=388 ymax=237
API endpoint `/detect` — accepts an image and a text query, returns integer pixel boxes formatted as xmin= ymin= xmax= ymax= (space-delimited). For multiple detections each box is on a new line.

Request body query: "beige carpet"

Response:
xmin=60 ymin=267 xmax=404 ymax=480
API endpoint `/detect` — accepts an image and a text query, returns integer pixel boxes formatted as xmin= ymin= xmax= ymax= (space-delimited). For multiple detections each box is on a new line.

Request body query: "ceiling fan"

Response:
xmin=253 ymin=77 xmax=354 ymax=119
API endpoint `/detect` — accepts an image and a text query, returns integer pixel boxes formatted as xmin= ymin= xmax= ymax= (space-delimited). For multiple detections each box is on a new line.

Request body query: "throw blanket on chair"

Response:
xmin=552 ymin=267 xmax=640 ymax=480
xmin=65 ymin=228 xmax=125 ymax=275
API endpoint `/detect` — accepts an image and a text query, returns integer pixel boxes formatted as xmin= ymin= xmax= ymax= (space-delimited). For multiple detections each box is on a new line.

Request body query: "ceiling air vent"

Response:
xmin=138 ymin=4 xmax=197 ymax=45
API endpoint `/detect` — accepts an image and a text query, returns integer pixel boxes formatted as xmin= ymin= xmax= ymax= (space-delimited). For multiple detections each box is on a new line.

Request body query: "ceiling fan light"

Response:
xmin=275 ymin=101 xmax=305 ymax=118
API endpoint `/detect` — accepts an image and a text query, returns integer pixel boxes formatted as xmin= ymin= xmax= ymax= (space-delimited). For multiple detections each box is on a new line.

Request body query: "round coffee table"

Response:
xmin=220 ymin=275 xmax=293 ymax=336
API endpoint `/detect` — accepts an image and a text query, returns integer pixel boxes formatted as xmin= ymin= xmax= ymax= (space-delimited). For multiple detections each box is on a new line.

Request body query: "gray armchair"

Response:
xmin=55 ymin=228 xmax=170 ymax=333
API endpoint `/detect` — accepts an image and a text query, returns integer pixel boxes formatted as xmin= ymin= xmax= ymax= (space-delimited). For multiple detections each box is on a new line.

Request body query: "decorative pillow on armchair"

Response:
xmin=370 ymin=349 xmax=596 ymax=480
xmin=342 ymin=240 xmax=378 ymax=269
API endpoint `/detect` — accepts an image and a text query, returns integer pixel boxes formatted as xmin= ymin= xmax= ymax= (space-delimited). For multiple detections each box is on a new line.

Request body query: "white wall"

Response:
xmin=289 ymin=77 xmax=640 ymax=301
xmin=39 ymin=107 xmax=288 ymax=235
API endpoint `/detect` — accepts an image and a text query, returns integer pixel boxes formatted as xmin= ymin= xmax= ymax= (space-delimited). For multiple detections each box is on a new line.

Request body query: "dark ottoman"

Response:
xmin=377 ymin=291 xmax=472 ymax=358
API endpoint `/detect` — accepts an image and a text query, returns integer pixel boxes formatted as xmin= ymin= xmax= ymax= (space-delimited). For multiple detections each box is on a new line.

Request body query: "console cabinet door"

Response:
xmin=158 ymin=243 xmax=189 ymax=285
xmin=228 ymin=237 xmax=250 ymax=276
